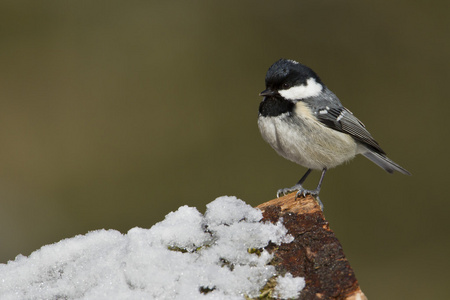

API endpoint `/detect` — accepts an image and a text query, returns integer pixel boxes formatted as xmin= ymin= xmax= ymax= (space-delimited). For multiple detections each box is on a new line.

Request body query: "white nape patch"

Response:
xmin=288 ymin=59 xmax=299 ymax=64
xmin=278 ymin=78 xmax=323 ymax=100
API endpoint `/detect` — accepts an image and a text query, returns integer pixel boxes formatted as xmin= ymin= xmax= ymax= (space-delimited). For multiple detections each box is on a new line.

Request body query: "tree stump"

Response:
xmin=257 ymin=193 xmax=367 ymax=300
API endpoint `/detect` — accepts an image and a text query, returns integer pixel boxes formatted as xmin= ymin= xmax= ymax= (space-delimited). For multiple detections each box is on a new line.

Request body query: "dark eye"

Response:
xmin=282 ymin=83 xmax=290 ymax=89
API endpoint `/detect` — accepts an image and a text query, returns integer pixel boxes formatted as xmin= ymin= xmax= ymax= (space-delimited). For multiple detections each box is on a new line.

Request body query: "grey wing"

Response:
xmin=316 ymin=106 xmax=386 ymax=155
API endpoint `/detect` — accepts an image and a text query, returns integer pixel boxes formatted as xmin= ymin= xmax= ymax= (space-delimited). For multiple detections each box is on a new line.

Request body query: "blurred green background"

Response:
xmin=0 ymin=1 xmax=448 ymax=298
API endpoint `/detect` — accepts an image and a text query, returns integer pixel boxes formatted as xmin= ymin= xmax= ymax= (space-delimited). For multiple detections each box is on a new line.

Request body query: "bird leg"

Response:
xmin=277 ymin=168 xmax=327 ymax=197
xmin=295 ymin=168 xmax=327 ymax=197
xmin=277 ymin=168 xmax=327 ymax=210
xmin=276 ymin=168 xmax=312 ymax=197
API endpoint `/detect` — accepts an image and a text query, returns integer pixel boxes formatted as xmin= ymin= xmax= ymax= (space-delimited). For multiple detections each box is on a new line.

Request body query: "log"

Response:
xmin=257 ymin=193 xmax=367 ymax=300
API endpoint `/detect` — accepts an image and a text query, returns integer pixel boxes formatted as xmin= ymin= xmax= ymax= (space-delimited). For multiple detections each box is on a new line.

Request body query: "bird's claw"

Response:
xmin=295 ymin=188 xmax=319 ymax=198
xmin=276 ymin=188 xmax=296 ymax=198
xmin=297 ymin=190 xmax=324 ymax=210
xmin=276 ymin=186 xmax=324 ymax=210
xmin=277 ymin=185 xmax=320 ymax=198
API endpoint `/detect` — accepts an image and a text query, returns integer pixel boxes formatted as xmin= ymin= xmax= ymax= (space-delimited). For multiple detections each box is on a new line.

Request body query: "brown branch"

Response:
xmin=257 ymin=193 xmax=367 ymax=300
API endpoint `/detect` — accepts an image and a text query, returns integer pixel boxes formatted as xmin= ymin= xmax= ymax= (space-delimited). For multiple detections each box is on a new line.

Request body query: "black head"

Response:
xmin=259 ymin=59 xmax=325 ymax=116
xmin=260 ymin=59 xmax=323 ymax=97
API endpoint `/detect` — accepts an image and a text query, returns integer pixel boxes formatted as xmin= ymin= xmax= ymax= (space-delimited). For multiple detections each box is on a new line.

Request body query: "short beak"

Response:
xmin=259 ymin=89 xmax=277 ymax=97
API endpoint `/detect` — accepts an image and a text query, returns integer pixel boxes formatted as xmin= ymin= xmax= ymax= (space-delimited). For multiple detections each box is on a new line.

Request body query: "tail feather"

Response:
xmin=362 ymin=151 xmax=411 ymax=175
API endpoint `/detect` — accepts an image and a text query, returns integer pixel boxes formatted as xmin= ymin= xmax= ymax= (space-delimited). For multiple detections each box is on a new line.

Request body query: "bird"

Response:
xmin=258 ymin=59 xmax=410 ymax=202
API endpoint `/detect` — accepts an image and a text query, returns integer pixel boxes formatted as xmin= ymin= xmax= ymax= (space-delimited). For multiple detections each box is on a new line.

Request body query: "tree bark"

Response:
xmin=257 ymin=193 xmax=367 ymax=300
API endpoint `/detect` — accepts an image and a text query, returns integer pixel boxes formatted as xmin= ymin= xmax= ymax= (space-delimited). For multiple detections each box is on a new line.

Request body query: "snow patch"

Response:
xmin=274 ymin=273 xmax=306 ymax=299
xmin=0 ymin=196 xmax=304 ymax=299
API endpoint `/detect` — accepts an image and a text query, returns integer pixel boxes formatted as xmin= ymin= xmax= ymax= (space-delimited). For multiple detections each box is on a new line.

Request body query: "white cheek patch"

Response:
xmin=278 ymin=78 xmax=323 ymax=100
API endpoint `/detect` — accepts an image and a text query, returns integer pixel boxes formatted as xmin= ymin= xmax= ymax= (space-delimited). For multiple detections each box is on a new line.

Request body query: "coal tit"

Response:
xmin=258 ymin=59 xmax=410 ymax=200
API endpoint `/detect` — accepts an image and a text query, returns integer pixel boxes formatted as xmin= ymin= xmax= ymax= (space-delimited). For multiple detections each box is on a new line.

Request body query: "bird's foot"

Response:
xmin=276 ymin=185 xmax=301 ymax=198
xmin=295 ymin=188 xmax=320 ymax=198
xmin=277 ymin=185 xmax=323 ymax=210
xmin=276 ymin=184 xmax=319 ymax=198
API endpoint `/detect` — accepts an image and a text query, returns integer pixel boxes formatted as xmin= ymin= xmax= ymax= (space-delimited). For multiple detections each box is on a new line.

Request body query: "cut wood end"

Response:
xmin=257 ymin=192 xmax=322 ymax=215
xmin=256 ymin=192 xmax=367 ymax=300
